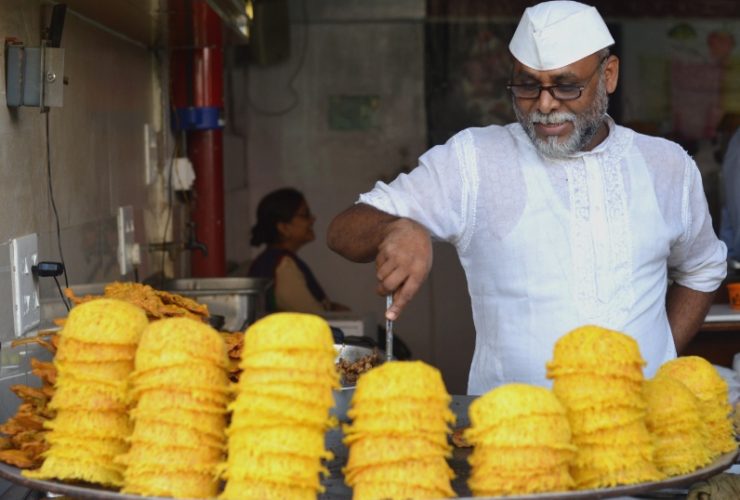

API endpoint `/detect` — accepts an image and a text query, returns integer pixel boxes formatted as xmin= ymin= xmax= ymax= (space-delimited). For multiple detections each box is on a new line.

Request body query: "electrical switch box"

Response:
xmin=10 ymin=233 xmax=40 ymax=337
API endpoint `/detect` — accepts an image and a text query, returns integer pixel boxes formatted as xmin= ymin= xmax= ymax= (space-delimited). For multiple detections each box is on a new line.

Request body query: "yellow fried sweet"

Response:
xmin=346 ymin=436 xmax=450 ymax=469
xmin=220 ymin=479 xmax=317 ymax=500
xmin=241 ymin=312 xmax=336 ymax=355
xmin=61 ymin=298 xmax=148 ymax=345
xmin=55 ymin=360 xmax=134 ymax=384
xmin=465 ymin=383 xmax=575 ymax=496
xmin=128 ymin=419 xmax=225 ymax=449
xmin=134 ymin=388 xmax=228 ymax=414
xmin=344 ymin=458 xmax=455 ymax=494
xmin=130 ymin=407 xmax=227 ymax=438
xmin=553 ymin=374 xmax=645 ymax=410
xmin=548 ymin=325 xmax=645 ymax=368
xmin=44 ymin=409 xmax=132 ymax=438
xmin=131 ymin=363 xmax=230 ymax=388
xmin=236 ymin=380 xmax=337 ymax=407
xmin=468 ymin=383 xmax=566 ymax=428
xmin=135 ymin=317 xmax=227 ymax=371
xmin=227 ymin=426 xmax=331 ymax=459
xmin=122 ymin=470 xmax=218 ymax=499
xmin=655 ymin=357 xmax=728 ymax=402
xmin=343 ymin=360 xmax=455 ymax=497
xmin=352 ymin=361 xmax=450 ymax=402
xmin=23 ymin=455 xmax=124 ymax=487
xmin=223 ymin=313 xmax=337 ymax=499
xmin=654 ymin=356 xmax=736 ymax=458
xmin=468 ymin=446 xmax=574 ymax=470
xmin=465 ymin=413 xmax=572 ymax=446
xmin=56 ymin=337 xmax=137 ymax=362
xmin=351 ymin=481 xmax=451 ymax=500
xmin=468 ymin=466 xmax=574 ymax=494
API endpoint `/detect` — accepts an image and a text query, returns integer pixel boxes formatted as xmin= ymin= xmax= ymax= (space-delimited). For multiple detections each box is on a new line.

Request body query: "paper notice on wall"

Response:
xmin=172 ymin=157 xmax=195 ymax=191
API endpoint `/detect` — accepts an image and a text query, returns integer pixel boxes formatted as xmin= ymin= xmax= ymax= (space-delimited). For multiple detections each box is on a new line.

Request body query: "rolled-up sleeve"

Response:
xmin=667 ymin=156 xmax=727 ymax=291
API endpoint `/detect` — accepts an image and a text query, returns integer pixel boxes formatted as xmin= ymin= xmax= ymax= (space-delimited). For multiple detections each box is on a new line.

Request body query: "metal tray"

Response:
xmin=2 ymin=394 xmax=735 ymax=499
xmin=0 ymin=443 xmax=735 ymax=500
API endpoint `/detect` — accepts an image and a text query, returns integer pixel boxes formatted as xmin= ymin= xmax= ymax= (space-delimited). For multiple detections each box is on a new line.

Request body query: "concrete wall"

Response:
xmin=224 ymin=0 xmax=476 ymax=394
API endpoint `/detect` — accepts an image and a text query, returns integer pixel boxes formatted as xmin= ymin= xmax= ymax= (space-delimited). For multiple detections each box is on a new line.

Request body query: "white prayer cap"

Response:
xmin=509 ymin=1 xmax=614 ymax=71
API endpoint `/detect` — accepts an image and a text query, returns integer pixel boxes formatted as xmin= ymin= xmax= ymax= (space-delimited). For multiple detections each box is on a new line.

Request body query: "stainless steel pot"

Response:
xmin=162 ymin=277 xmax=272 ymax=331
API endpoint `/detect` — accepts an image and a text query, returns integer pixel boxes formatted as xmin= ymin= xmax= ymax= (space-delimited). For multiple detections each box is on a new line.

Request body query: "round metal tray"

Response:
xmin=0 ymin=449 xmax=736 ymax=499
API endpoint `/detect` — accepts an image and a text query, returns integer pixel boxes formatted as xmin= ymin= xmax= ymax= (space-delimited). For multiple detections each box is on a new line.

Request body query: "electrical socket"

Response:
xmin=117 ymin=206 xmax=137 ymax=276
xmin=10 ymin=233 xmax=39 ymax=337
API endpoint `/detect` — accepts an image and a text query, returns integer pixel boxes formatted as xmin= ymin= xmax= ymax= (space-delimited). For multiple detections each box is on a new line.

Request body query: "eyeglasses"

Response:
xmin=507 ymin=56 xmax=607 ymax=101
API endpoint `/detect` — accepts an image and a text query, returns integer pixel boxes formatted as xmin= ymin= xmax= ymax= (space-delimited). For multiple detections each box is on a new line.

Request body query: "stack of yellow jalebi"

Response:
xmin=655 ymin=356 xmax=737 ymax=458
xmin=221 ymin=313 xmax=338 ymax=500
xmin=344 ymin=360 xmax=456 ymax=500
xmin=464 ymin=383 xmax=575 ymax=496
xmin=119 ymin=317 xmax=229 ymax=499
xmin=23 ymin=299 xmax=148 ymax=487
xmin=643 ymin=376 xmax=713 ymax=475
xmin=546 ymin=325 xmax=663 ymax=489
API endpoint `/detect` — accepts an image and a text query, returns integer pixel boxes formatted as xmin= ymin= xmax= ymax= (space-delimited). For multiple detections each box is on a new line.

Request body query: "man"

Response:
xmin=327 ymin=1 xmax=727 ymax=394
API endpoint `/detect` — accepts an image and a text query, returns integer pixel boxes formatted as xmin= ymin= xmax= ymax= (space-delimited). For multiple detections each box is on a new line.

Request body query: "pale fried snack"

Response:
xmin=0 ymin=332 xmax=58 ymax=469
xmin=65 ymin=281 xmax=209 ymax=321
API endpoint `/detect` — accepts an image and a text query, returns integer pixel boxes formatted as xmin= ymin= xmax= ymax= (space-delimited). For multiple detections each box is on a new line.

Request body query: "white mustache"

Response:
xmin=530 ymin=111 xmax=576 ymax=124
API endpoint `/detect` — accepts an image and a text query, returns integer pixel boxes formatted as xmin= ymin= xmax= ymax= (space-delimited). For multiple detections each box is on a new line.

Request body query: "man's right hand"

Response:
xmin=327 ymin=204 xmax=433 ymax=321
xmin=376 ymin=218 xmax=432 ymax=320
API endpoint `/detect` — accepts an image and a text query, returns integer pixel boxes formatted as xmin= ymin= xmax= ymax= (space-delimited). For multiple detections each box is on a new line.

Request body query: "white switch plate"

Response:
xmin=10 ymin=233 xmax=39 ymax=337
xmin=117 ymin=206 xmax=136 ymax=276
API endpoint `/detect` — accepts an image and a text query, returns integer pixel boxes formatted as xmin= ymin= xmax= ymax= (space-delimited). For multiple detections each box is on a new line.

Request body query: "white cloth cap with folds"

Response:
xmin=509 ymin=0 xmax=615 ymax=71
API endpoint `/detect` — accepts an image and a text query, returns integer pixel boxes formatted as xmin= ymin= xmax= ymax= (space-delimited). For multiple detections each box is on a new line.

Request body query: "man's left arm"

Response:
xmin=666 ymin=154 xmax=727 ymax=352
xmin=666 ymin=283 xmax=717 ymax=352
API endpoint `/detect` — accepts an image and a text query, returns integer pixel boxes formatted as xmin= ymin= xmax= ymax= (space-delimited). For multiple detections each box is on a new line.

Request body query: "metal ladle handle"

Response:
xmin=385 ymin=294 xmax=394 ymax=361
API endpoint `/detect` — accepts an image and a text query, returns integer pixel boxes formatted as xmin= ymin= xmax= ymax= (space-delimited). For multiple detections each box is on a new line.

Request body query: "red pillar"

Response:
xmin=188 ymin=129 xmax=225 ymax=276
xmin=170 ymin=0 xmax=226 ymax=277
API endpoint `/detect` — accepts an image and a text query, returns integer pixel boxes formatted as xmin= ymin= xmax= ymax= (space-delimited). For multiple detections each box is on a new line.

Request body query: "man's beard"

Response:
xmin=514 ymin=76 xmax=609 ymax=160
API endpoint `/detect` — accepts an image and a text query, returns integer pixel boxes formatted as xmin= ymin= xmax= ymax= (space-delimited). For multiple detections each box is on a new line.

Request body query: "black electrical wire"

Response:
xmin=53 ymin=275 xmax=69 ymax=312
xmin=45 ymin=111 xmax=70 ymax=310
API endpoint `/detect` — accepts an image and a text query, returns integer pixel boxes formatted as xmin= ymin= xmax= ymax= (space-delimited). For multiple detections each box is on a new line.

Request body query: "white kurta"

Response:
xmin=359 ymin=119 xmax=727 ymax=394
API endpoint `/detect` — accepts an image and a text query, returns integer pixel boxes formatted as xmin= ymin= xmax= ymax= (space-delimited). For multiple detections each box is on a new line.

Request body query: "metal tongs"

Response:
xmin=385 ymin=294 xmax=394 ymax=361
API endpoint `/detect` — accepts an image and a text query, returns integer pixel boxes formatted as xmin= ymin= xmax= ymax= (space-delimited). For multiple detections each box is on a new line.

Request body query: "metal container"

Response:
xmin=332 ymin=343 xmax=385 ymax=421
xmin=163 ymin=277 xmax=272 ymax=332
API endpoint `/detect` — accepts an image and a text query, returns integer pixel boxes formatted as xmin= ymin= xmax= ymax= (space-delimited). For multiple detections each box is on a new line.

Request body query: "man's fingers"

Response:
xmin=384 ymin=277 xmax=421 ymax=321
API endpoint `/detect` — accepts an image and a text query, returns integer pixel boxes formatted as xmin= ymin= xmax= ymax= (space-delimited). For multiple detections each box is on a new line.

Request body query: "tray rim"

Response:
xmin=0 ymin=448 xmax=736 ymax=500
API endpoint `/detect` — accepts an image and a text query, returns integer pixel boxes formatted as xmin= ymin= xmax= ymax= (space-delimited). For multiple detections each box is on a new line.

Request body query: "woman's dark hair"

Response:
xmin=250 ymin=188 xmax=305 ymax=246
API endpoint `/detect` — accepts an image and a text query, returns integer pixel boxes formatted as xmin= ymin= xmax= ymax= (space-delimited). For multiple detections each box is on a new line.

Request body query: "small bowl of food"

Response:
xmin=332 ymin=342 xmax=386 ymax=421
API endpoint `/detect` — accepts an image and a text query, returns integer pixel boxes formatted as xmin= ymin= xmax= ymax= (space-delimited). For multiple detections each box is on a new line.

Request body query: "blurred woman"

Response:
xmin=248 ymin=188 xmax=349 ymax=314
